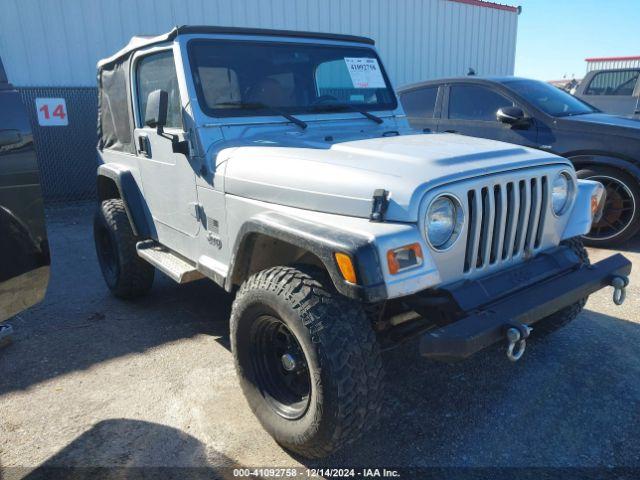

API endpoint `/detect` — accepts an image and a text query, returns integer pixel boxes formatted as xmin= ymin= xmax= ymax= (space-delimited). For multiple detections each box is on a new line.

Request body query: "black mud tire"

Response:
xmin=577 ymin=166 xmax=640 ymax=247
xmin=533 ymin=238 xmax=590 ymax=337
xmin=230 ymin=266 xmax=384 ymax=459
xmin=93 ymin=199 xmax=154 ymax=299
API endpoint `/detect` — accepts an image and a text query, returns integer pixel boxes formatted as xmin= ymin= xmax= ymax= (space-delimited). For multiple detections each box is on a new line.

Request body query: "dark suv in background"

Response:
xmin=399 ymin=77 xmax=640 ymax=247
xmin=0 ymin=56 xmax=50 ymax=337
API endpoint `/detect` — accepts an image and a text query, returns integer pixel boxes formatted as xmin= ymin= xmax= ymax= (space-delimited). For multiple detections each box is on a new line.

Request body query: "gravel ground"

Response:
xmin=1 ymin=203 xmax=639 ymax=477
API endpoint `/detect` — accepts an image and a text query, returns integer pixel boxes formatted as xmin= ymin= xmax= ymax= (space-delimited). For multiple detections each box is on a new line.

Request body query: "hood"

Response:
xmin=557 ymin=113 xmax=640 ymax=135
xmin=222 ymin=132 xmax=570 ymax=222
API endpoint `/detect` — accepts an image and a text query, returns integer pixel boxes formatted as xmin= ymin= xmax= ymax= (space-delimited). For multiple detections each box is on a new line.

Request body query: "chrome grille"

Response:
xmin=464 ymin=175 xmax=549 ymax=272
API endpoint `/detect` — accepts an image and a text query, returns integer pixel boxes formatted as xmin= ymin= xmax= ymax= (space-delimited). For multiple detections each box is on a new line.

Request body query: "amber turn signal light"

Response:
xmin=387 ymin=243 xmax=423 ymax=275
xmin=335 ymin=252 xmax=358 ymax=284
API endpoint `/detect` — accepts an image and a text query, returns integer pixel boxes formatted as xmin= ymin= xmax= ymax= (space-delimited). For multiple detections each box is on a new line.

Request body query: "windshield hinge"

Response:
xmin=370 ymin=189 xmax=389 ymax=222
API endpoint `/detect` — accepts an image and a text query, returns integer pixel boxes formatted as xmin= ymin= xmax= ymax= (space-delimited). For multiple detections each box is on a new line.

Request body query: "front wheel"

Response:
xmin=533 ymin=238 xmax=589 ymax=337
xmin=230 ymin=266 xmax=384 ymax=458
xmin=577 ymin=167 xmax=640 ymax=247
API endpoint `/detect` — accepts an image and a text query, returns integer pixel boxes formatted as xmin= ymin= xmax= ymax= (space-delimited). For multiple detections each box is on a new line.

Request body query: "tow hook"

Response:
xmin=504 ymin=323 xmax=532 ymax=362
xmin=611 ymin=276 xmax=629 ymax=306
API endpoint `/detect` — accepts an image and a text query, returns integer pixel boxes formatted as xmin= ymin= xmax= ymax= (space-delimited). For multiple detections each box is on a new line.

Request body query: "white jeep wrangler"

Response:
xmin=94 ymin=26 xmax=631 ymax=458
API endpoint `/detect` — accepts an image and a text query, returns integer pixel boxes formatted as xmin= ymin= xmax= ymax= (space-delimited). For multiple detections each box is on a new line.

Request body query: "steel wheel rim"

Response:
xmin=583 ymin=175 xmax=636 ymax=241
xmin=250 ymin=314 xmax=311 ymax=420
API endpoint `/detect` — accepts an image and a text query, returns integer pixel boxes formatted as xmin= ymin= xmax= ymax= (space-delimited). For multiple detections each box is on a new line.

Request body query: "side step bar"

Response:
xmin=136 ymin=241 xmax=204 ymax=284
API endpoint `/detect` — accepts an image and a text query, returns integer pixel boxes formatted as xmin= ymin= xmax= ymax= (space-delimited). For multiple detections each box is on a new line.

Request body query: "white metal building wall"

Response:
xmin=0 ymin=0 xmax=519 ymax=89
xmin=586 ymin=58 xmax=640 ymax=72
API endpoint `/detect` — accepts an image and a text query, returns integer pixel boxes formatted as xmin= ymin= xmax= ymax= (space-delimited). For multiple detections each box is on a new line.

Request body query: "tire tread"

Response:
xmin=534 ymin=238 xmax=589 ymax=336
xmin=231 ymin=266 xmax=384 ymax=458
xmin=96 ymin=199 xmax=154 ymax=299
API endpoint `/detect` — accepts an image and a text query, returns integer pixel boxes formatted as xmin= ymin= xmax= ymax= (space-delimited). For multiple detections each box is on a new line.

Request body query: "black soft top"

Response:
xmin=97 ymin=25 xmax=375 ymax=70
xmin=96 ymin=25 xmax=375 ymax=153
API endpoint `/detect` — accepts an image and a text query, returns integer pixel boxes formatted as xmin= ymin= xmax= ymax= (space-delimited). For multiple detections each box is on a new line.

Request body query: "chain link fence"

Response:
xmin=19 ymin=87 xmax=99 ymax=203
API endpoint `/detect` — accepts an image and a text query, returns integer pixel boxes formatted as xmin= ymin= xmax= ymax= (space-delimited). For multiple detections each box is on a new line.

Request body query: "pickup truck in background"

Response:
xmin=0 ymin=56 xmax=50 ymax=338
xmin=573 ymin=68 xmax=640 ymax=119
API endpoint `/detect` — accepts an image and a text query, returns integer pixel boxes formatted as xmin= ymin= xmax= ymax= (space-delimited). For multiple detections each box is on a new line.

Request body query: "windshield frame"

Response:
xmin=186 ymin=38 xmax=398 ymax=119
xmin=504 ymin=79 xmax=598 ymax=118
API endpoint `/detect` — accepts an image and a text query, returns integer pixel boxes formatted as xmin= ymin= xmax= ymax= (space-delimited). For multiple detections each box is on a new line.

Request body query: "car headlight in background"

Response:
xmin=552 ymin=171 xmax=572 ymax=215
xmin=425 ymin=195 xmax=464 ymax=249
xmin=590 ymin=181 xmax=606 ymax=223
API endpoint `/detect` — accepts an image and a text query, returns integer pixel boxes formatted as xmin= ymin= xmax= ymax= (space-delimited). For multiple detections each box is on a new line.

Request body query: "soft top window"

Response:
xmin=99 ymin=60 xmax=133 ymax=152
xmin=188 ymin=39 xmax=397 ymax=118
xmin=136 ymin=51 xmax=183 ymax=129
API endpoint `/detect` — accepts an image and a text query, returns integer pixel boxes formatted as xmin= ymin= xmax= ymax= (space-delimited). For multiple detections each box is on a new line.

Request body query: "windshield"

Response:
xmin=507 ymin=79 xmax=596 ymax=117
xmin=188 ymin=39 xmax=397 ymax=117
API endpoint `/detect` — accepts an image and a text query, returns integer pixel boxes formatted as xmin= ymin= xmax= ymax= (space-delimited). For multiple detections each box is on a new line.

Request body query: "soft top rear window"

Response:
xmin=99 ymin=60 xmax=133 ymax=152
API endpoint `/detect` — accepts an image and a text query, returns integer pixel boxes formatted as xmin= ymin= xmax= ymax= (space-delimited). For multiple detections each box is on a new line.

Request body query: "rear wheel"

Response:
xmin=94 ymin=199 xmax=154 ymax=299
xmin=230 ymin=266 xmax=384 ymax=458
xmin=577 ymin=167 xmax=640 ymax=247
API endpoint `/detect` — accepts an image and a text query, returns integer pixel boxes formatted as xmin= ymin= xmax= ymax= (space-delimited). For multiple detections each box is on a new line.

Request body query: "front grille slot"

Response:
xmin=489 ymin=185 xmax=504 ymax=264
xmin=513 ymin=180 xmax=529 ymax=257
xmin=476 ymin=187 xmax=491 ymax=268
xmin=463 ymin=174 xmax=549 ymax=273
xmin=502 ymin=182 xmax=516 ymax=260
xmin=535 ymin=176 xmax=549 ymax=248
xmin=464 ymin=190 xmax=479 ymax=272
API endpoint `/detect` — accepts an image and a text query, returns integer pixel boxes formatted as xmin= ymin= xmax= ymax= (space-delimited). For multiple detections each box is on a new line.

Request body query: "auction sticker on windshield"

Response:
xmin=344 ymin=57 xmax=386 ymax=89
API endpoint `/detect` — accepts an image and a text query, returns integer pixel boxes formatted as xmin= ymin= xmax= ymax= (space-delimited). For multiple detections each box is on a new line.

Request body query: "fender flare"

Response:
xmin=568 ymin=154 xmax=640 ymax=184
xmin=96 ymin=164 xmax=151 ymax=238
xmin=226 ymin=212 xmax=387 ymax=302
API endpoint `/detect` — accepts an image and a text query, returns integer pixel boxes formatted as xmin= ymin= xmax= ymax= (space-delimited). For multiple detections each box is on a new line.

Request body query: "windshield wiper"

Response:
xmin=214 ymin=102 xmax=307 ymax=129
xmin=557 ymin=110 xmax=594 ymax=117
xmin=311 ymin=104 xmax=384 ymax=124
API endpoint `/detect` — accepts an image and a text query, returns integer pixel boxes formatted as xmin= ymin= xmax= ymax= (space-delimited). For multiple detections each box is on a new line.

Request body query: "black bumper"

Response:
xmin=419 ymin=247 xmax=631 ymax=362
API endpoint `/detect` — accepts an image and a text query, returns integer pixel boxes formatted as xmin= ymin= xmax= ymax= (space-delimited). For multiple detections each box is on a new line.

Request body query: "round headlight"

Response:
xmin=552 ymin=172 xmax=571 ymax=215
xmin=426 ymin=196 xmax=463 ymax=249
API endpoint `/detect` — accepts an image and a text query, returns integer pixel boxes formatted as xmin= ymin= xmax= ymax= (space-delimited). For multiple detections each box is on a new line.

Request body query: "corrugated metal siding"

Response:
xmin=587 ymin=59 xmax=640 ymax=72
xmin=0 ymin=0 xmax=518 ymax=88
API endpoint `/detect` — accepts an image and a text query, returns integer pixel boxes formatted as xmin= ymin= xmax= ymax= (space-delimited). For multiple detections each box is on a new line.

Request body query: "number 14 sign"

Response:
xmin=35 ymin=98 xmax=68 ymax=126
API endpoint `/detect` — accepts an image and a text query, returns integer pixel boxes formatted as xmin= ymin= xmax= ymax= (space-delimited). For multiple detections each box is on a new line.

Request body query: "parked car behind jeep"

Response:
xmin=574 ymin=68 xmax=640 ymax=119
xmin=0 ymin=56 xmax=50 ymax=330
xmin=94 ymin=27 xmax=631 ymax=458
xmin=399 ymin=76 xmax=640 ymax=246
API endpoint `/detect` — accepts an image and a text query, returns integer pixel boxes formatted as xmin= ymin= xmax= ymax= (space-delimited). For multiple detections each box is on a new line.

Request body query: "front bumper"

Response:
xmin=418 ymin=246 xmax=631 ymax=362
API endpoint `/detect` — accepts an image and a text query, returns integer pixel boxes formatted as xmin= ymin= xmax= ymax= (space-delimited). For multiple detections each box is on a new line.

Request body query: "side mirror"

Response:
xmin=496 ymin=106 xmax=528 ymax=126
xmin=145 ymin=89 xmax=168 ymax=133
